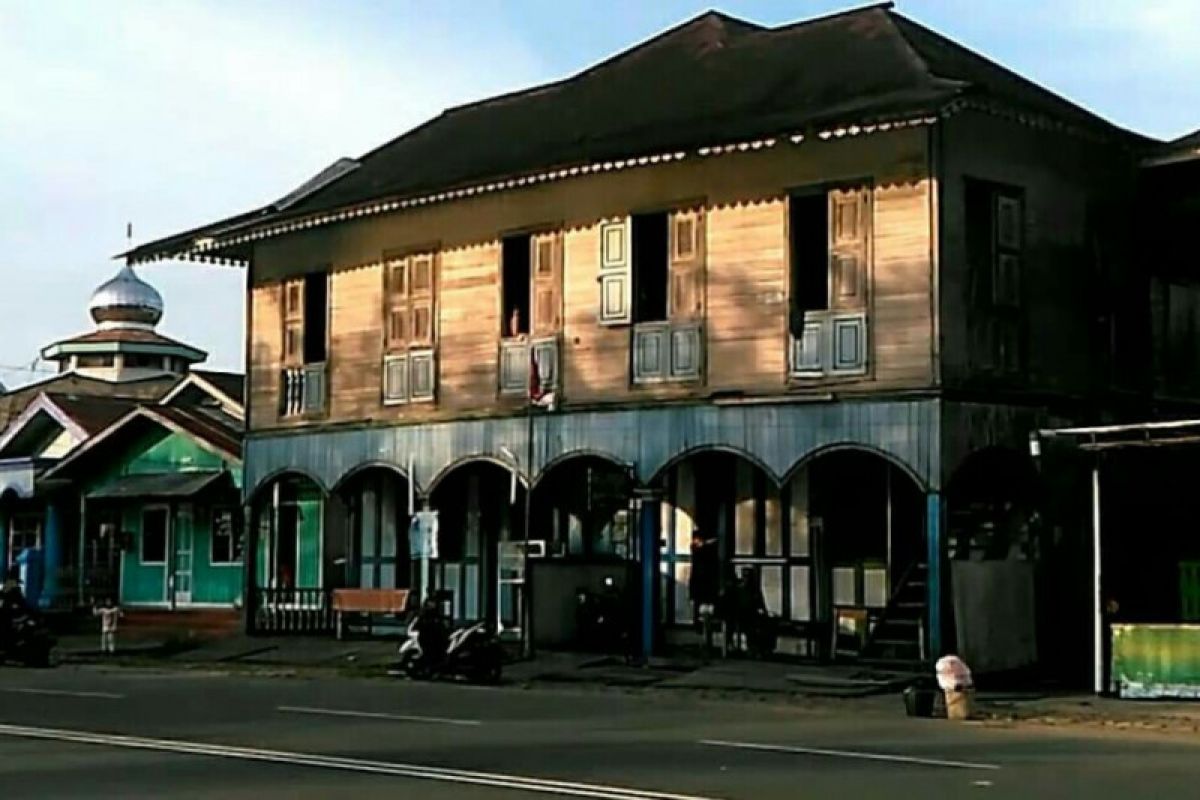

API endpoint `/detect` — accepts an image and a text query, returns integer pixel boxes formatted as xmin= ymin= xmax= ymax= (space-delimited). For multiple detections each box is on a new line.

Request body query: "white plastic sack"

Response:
xmin=935 ymin=655 xmax=973 ymax=692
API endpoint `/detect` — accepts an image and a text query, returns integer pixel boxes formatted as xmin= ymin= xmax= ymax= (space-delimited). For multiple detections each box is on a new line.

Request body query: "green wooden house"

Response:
xmin=40 ymin=397 xmax=243 ymax=610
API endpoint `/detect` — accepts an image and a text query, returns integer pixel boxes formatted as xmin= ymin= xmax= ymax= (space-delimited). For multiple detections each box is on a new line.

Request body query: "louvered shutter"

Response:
xmin=531 ymin=232 xmax=563 ymax=336
xmin=829 ymin=188 xmax=871 ymax=310
xmin=668 ymin=209 xmax=705 ymax=321
xmin=598 ymin=218 xmax=632 ymax=325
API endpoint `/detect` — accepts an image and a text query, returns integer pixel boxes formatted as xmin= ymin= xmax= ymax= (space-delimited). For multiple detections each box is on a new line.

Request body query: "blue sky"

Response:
xmin=2 ymin=0 xmax=1198 ymax=388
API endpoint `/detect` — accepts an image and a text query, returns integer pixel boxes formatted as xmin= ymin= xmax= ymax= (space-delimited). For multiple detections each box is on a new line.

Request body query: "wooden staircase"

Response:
xmin=861 ymin=562 xmax=927 ymax=665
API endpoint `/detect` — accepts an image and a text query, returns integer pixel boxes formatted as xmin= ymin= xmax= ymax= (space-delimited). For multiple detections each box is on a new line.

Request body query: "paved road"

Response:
xmin=0 ymin=665 xmax=1196 ymax=799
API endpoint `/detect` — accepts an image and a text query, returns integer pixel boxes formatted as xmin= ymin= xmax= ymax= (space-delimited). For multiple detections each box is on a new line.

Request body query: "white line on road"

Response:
xmin=0 ymin=723 xmax=721 ymax=800
xmin=1 ymin=688 xmax=125 ymax=700
xmin=700 ymin=739 xmax=1001 ymax=771
xmin=278 ymin=705 xmax=482 ymax=727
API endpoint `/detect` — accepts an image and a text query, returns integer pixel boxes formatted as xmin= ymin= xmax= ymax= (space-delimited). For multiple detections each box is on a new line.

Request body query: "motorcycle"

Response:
xmin=396 ymin=615 xmax=503 ymax=684
xmin=0 ymin=610 xmax=55 ymax=668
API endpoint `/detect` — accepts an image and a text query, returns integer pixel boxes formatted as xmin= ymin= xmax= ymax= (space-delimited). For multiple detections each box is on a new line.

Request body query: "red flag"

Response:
xmin=528 ymin=347 xmax=543 ymax=403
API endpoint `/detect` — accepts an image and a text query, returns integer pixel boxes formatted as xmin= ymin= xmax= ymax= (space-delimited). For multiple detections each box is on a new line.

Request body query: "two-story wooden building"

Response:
xmin=127 ymin=4 xmax=1163 ymax=678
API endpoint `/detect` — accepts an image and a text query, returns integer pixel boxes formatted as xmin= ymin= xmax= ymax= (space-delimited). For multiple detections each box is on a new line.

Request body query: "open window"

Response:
xmin=382 ymin=251 xmax=438 ymax=404
xmin=788 ymin=185 xmax=871 ymax=378
xmin=280 ymin=271 xmax=329 ymax=417
xmin=603 ymin=208 xmax=705 ymax=383
xmin=499 ymin=231 xmax=562 ymax=395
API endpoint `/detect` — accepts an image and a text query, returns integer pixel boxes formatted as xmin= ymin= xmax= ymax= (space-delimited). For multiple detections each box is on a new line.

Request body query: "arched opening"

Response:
xmin=529 ymin=454 xmax=636 ymax=649
xmin=428 ymin=460 xmax=526 ymax=633
xmin=786 ymin=448 xmax=926 ymax=661
xmin=249 ymin=472 xmax=329 ymax=632
xmin=334 ymin=466 xmax=415 ymax=594
xmin=944 ymin=447 xmax=1043 ymax=672
xmin=655 ymin=450 xmax=782 ymax=649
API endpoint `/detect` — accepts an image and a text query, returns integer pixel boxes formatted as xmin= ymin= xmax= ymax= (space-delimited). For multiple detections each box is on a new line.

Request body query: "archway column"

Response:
xmin=636 ymin=488 xmax=662 ymax=660
xmin=927 ymin=491 xmax=943 ymax=660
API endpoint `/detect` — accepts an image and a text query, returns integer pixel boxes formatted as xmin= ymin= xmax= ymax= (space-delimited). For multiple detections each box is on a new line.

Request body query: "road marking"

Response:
xmin=700 ymin=739 xmax=1001 ymax=771
xmin=1 ymin=688 xmax=125 ymax=700
xmin=278 ymin=705 xmax=482 ymax=727
xmin=0 ymin=723 xmax=719 ymax=800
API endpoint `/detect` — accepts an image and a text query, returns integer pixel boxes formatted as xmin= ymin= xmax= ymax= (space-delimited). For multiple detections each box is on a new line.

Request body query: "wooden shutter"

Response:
xmin=829 ymin=188 xmax=871 ymax=310
xmin=383 ymin=258 xmax=410 ymax=352
xmin=598 ymin=218 xmax=632 ymax=325
xmin=409 ymin=253 xmax=436 ymax=346
xmin=992 ymin=194 xmax=1023 ymax=307
xmin=669 ymin=208 xmax=705 ymax=321
xmin=531 ymin=231 xmax=563 ymax=336
xmin=282 ymin=279 xmax=304 ymax=365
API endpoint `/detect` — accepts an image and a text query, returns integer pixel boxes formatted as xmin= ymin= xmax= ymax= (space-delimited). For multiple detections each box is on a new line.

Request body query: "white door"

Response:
xmin=174 ymin=507 xmax=193 ymax=605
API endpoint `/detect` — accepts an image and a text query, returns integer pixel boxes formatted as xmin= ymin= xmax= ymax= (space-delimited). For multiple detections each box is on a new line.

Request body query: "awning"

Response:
xmin=87 ymin=471 xmax=229 ymax=500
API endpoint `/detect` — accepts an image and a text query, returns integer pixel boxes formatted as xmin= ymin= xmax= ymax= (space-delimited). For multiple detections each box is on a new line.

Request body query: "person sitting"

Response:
xmin=416 ymin=594 xmax=450 ymax=666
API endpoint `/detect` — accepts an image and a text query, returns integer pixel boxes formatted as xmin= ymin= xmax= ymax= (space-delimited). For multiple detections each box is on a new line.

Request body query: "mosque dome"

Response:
xmin=88 ymin=264 xmax=164 ymax=327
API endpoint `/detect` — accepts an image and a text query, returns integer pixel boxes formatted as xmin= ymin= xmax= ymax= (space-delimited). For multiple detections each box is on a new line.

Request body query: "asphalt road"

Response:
xmin=0 ymin=665 xmax=1196 ymax=799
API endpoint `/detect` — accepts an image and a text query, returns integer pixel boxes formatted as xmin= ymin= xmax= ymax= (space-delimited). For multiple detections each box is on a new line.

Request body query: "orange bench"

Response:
xmin=332 ymin=588 xmax=410 ymax=639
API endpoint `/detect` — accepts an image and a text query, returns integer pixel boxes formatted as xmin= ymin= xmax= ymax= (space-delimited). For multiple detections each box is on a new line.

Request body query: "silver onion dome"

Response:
xmin=88 ymin=264 xmax=164 ymax=327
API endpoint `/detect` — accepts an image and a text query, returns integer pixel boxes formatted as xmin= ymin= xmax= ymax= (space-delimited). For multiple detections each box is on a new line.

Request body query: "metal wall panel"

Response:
xmin=244 ymin=398 xmax=941 ymax=501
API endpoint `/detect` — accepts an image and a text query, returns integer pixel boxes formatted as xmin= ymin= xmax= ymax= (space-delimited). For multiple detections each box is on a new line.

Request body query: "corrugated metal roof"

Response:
xmin=87 ymin=470 xmax=227 ymax=499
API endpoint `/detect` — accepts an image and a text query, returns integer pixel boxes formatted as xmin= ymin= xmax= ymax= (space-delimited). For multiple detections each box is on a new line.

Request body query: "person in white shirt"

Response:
xmin=93 ymin=598 xmax=121 ymax=654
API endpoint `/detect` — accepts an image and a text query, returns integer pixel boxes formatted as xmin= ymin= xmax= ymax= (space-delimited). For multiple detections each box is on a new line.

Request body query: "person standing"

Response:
xmin=94 ymin=598 xmax=121 ymax=655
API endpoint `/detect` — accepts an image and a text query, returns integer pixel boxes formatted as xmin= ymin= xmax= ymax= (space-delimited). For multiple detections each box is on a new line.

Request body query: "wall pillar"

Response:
xmin=41 ymin=502 xmax=62 ymax=608
xmin=638 ymin=490 xmax=662 ymax=661
xmin=926 ymin=491 xmax=943 ymax=660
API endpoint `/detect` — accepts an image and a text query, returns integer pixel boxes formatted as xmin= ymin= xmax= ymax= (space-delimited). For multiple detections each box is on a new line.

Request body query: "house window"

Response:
xmin=211 ymin=508 xmax=243 ymax=565
xmin=124 ymin=353 xmax=162 ymax=369
xmin=302 ymin=271 xmax=328 ymax=364
xmin=787 ymin=186 xmax=872 ymax=377
xmin=140 ymin=507 xmax=168 ymax=564
xmin=382 ymin=251 xmax=437 ymax=404
xmin=966 ymin=179 xmax=1024 ymax=374
xmin=632 ymin=212 xmax=669 ymax=324
xmin=7 ymin=515 xmax=42 ymax=568
xmin=76 ymin=354 xmax=115 ymax=368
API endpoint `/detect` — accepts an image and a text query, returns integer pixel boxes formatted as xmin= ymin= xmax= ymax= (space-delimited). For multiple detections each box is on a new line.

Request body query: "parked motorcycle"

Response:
xmin=396 ymin=611 xmax=503 ymax=684
xmin=0 ymin=610 xmax=55 ymax=668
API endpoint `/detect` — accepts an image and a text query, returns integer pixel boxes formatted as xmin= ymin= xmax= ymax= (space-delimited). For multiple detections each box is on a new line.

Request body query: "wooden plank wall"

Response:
xmin=248 ymin=284 xmax=282 ymax=430
xmin=249 ymin=128 xmax=934 ymax=432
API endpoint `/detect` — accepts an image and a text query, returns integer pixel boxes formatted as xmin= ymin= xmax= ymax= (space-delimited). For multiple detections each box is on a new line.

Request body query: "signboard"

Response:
xmin=409 ymin=511 xmax=439 ymax=560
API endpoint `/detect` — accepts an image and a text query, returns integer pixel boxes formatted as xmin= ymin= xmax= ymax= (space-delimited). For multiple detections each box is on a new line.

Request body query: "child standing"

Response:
xmin=94 ymin=598 xmax=121 ymax=654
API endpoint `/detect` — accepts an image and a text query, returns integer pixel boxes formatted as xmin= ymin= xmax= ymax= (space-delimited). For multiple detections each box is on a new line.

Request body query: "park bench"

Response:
xmin=332 ymin=588 xmax=410 ymax=640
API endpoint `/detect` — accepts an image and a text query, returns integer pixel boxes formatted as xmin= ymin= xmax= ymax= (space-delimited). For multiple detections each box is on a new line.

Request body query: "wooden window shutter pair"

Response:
xmin=282 ymin=279 xmax=304 ymax=365
xmin=669 ymin=208 xmax=705 ymax=321
xmin=829 ymin=188 xmax=871 ymax=310
xmin=531 ymin=232 xmax=563 ymax=336
xmin=383 ymin=252 xmax=437 ymax=351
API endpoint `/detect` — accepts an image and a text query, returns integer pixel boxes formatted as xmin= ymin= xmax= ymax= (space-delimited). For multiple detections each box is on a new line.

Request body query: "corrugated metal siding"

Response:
xmin=244 ymin=398 xmax=941 ymax=501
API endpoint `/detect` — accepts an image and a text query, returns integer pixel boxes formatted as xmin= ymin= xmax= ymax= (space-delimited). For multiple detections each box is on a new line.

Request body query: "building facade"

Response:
xmin=128 ymin=6 xmax=1193 ymax=680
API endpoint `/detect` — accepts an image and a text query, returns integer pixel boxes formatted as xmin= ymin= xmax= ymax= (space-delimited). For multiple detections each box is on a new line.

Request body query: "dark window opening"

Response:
xmin=124 ymin=353 xmax=162 ymax=369
xmin=501 ymin=235 xmax=531 ymax=337
xmin=632 ymin=212 xmax=668 ymax=323
xmin=789 ymin=193 xmax=829 ymax=335
xmin=76 ymin=354 xmax=115 ymax=368
xmin=302 ymin=271 xmax=328 ymax=363
xmin=965 ymin=180 xmax=994 ymax=307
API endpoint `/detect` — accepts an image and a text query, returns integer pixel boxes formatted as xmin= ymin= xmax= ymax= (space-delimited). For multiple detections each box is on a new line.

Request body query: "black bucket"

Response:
xmin=903 ymin=685 xmax=938 ymax=718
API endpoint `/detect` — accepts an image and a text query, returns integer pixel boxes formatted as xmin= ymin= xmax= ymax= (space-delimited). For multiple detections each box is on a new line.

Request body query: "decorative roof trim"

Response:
xmin=130 ymin=109 xmax=1003 ymax=268
xmin=0 ymin=393 xmax=88 ymax=458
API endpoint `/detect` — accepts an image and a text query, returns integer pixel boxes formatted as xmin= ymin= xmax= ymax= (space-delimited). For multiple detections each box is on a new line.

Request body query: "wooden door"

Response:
xmin=829 ymin=188 xmax=871 ymax=310
xmin=668 ymin=208 xmax=705 ymax=321
xmin=531 ymin=231 xmax=563 ymax=336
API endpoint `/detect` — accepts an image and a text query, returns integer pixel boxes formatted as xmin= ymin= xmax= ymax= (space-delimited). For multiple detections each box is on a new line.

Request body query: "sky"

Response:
xmin=2 ymin=0 xmax=1198 ymax=389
